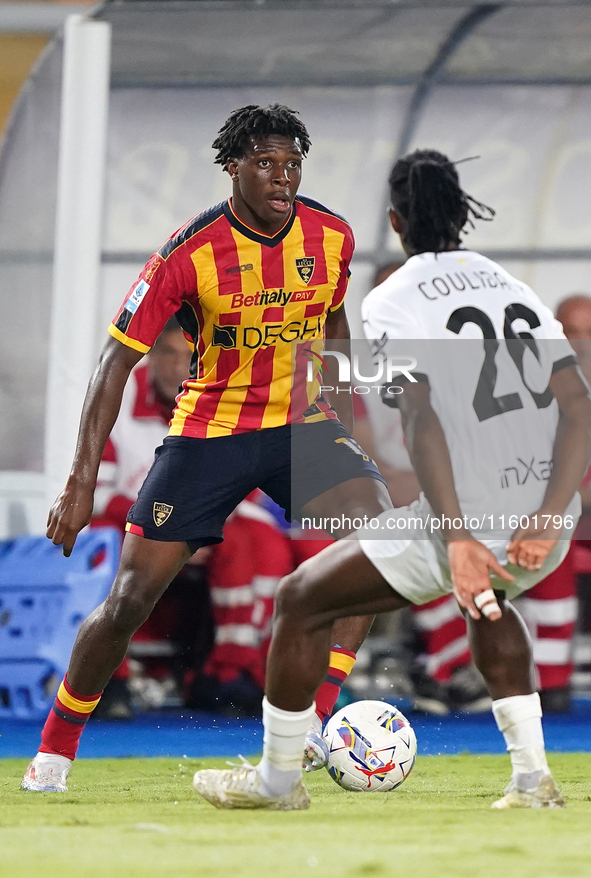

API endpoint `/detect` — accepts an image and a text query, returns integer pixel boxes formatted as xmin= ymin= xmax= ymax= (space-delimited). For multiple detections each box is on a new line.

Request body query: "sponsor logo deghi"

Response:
xmin=212 ymin=318 xmax=322 ymax=350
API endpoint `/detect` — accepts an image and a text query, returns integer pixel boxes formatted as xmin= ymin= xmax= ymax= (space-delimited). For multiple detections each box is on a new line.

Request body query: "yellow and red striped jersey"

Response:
xmin=109 ymin=195 xmax=354 ymax=438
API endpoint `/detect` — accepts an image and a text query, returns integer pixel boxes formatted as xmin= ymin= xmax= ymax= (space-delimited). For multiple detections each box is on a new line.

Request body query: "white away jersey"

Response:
xmin=362 ymin=250 xmax=579 ymax=539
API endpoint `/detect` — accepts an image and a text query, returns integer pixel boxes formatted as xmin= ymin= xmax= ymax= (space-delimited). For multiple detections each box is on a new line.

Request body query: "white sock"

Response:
xmin=310 ymin=712 xmax=322 ymax=735
xmin=492 ymin=693 xmax=549 ymax=789
xmin=258 ymin=697 xmax=316 ymax=797
xmin=36 ymin=752 xmax=71 ymax=767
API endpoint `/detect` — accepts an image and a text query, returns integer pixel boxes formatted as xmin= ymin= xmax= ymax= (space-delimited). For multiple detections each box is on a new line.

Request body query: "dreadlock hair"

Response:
xmin=212 ymin=104 xmax=311 ymax=169
xmin=388 ymin=149 xmax=495 ymax=254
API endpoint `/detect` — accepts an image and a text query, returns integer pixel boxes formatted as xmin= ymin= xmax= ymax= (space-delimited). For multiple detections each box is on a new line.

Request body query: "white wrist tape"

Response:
xmin=474 ymin=588 xmax=500 ymax=618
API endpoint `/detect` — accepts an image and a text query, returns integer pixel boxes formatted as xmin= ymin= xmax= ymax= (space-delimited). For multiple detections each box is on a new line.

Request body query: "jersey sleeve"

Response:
xmin=362 ymin=291 xmax=420 ymax=342
xmin=328 ymin=225 xmax=355 ymax=312
xmin=516 ymin=289 xmax=577 ymax=372
xmin=540 ymin=312 xmax=577 ymax=372
xmin=108 ymin=250 xmax=188 ymax=353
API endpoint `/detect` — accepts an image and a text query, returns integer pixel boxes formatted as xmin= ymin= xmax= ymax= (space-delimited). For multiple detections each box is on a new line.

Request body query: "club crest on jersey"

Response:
xmin=295 ymin=257 xmax=315 ymax=285
xmin=153 ymin=502 xmax=173 ymax=527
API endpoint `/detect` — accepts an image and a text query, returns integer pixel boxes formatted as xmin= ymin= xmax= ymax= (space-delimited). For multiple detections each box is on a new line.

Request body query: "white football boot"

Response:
xmin=302 ymin=713 xmax=329 ymax=772
xmin=302 ymin=729 xmax=329 ymax=772
xmin=21 ymin=753 xmax=72 ymax=792
xmin=193 ymin=761 xmax=310 ymax=810
xmin=491 ymin=774 xmax=565 ymax=809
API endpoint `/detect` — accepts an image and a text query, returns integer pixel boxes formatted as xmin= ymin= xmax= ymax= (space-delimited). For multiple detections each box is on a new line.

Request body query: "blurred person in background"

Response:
xmin=93 ymin=318 xmax=192 ymax=534
xmin=556 ymin=294 xmax=591 ymax=351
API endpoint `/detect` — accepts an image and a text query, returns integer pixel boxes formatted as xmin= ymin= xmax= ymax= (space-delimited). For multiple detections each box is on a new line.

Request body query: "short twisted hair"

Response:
xmin=389 ymin=149 xmax=495 ymax=253
xmin=212 ymin=104 xmax=311 ymax=169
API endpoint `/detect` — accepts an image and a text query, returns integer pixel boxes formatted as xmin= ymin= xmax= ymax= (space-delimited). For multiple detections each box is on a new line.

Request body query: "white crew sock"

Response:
xmin=310 ymin=712 xmax=322 ymax=735
xmin=258 ymin=697 xmax=316 ymax=798
xmin=35 ymin=752 xmax=71 ymax=767
xmin=492 ymin=692 xmax=550 ymax=790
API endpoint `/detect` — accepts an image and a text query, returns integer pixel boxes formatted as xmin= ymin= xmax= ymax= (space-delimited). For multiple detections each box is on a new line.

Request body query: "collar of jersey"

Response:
xmin=223 ymin=198 xmax=297 ymax=248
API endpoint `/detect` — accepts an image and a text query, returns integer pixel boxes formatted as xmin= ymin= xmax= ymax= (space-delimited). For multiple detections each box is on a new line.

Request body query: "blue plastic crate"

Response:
xmin=0 ymin=528 xmax=120 ymax=719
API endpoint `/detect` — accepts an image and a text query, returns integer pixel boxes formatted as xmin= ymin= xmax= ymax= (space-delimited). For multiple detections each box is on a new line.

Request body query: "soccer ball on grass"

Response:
xmin=324 ymin=699 xmax=417 ymax=792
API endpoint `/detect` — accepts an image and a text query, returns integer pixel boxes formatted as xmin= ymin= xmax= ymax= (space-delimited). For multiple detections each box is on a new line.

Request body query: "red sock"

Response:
xmin=315 ymin=646 xmax=356 ymax=724
xmin=39 ymin=676 xmax=103 ymax=761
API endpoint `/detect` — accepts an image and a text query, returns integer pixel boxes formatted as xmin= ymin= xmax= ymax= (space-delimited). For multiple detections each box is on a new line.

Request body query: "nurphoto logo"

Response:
xmin=303 ymin=349 xmax=418 ymax=395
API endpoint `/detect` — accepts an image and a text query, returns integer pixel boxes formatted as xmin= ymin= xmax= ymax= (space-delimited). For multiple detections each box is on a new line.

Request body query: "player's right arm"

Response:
xmin=46 ymin=337 xmax=144 ymax=557
xmin=48 ymin=230 xmax=191 ymax=555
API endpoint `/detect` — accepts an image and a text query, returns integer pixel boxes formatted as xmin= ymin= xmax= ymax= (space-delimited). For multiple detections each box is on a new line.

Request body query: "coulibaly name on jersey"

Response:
xmin=213 ymin=317 xmax=322 ymax=350
xmin=230 ymin=289 xmax=316 ymax=309
xmin=418 ymin=270 xmax=523 ymax=301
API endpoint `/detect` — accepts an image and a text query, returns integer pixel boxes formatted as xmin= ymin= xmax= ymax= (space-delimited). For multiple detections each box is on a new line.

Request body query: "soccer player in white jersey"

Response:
xmin=193 ymin=149 xmax=591 ymax=811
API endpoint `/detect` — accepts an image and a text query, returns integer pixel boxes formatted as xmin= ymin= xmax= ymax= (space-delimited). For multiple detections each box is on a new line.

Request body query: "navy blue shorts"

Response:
xmin=126 ymin=420 xmax=384 ymax=551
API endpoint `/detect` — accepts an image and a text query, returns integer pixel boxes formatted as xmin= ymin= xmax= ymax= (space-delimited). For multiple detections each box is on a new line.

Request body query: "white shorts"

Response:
xmin=357 ymin=501 xmax=573 ymax=606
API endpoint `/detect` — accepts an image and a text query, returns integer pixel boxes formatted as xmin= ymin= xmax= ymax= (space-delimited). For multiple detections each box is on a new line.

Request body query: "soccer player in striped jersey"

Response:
xmin=193 ymin=149 xmax=591 ymax=811
xmin=21 ymin=104 xmax=391 ymax=792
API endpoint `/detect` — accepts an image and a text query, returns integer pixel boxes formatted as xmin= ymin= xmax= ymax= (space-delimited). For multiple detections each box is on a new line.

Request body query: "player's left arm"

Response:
xmin=324 ymin=305 xmax=354 ymax=434
xmin=398 ymin=381 xmax=512 ymax=621
xmin=508 ymin=363 xmax=591 ymax=569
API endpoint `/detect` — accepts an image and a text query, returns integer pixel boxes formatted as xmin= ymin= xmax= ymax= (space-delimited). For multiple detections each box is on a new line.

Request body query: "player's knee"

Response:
xmin=105 ymin=577 xmax=158 ymax=633
xmin=274 ymin=568 xmax=313 ymax=621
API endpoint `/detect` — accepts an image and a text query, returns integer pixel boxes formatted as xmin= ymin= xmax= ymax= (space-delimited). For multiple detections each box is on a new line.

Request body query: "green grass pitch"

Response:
xmin=2 ymin=754 xmax=591 ymax=878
